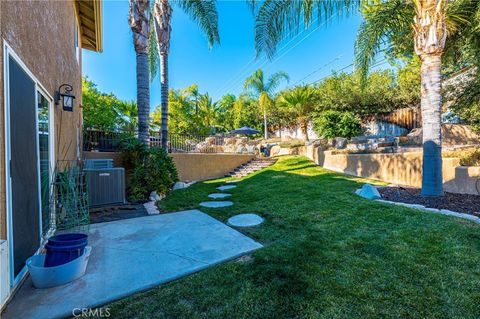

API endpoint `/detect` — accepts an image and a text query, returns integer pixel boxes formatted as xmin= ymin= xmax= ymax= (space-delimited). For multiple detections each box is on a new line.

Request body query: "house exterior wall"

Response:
xmin=0 ymin=1 xmax=83 ymax=241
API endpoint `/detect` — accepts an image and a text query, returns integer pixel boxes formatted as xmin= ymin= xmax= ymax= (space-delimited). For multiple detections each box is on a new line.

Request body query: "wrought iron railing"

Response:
xmin=83 ymin=129 xmax=257 ymax=154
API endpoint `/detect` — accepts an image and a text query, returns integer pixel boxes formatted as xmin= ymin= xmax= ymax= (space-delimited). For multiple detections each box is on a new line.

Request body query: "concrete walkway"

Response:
xmin=3 ymin=210 xmax=262 ymax=319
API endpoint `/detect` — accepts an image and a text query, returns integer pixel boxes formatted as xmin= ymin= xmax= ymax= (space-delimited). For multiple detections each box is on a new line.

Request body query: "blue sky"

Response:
xmin=83 ymin=1 xmax=364 ymax=110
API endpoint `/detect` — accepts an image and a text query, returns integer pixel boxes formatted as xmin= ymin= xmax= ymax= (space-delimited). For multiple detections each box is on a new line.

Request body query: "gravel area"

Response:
xmin=378 ymin=186 xmax=480 ymax=216
xmin=90 ymin=204 xmax=148 ymax=223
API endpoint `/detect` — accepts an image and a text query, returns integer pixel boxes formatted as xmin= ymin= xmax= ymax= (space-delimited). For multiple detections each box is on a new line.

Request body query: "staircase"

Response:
xmin=226 ymin=158 xmax=277 ymax=178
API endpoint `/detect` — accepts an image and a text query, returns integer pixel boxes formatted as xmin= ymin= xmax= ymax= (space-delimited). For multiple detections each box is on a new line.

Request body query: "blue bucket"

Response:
xmin=44 ymin=233 xmax=88 ymax=267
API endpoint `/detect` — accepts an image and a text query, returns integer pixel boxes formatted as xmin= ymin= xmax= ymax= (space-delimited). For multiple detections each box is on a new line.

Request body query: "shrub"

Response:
xmin=443 ymin=148 xmax=480 ymax=166
xmin=119 ymin=137 xmax=178 ymax=202
xmin=313 ymin=110 xmax=361 ymax=139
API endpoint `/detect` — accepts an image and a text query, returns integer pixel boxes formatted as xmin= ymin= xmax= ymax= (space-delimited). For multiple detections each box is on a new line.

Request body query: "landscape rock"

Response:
xmin=334 ymin=137 xmax=347 ymax=149
xmin=149 ymin=191 xmax=165 ymax=202
xmin=355 ymin=184 xmax=381 ymax=200
xmin=143 ymin=201 xmax=160 ymax=215
xmin=172 ymin=182 xmax=187 ymax=190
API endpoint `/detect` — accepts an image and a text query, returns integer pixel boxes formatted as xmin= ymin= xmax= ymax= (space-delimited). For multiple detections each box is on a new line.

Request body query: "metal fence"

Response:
xmin=83 ymin=129 xmax=235 ymax=153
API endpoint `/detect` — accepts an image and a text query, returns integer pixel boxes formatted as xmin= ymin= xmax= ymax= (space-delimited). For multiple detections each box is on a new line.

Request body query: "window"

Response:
xmin=74 ymin=17 xmax=80 ymax=62
xmin=37 ymin=91 xmax=52 ymax=236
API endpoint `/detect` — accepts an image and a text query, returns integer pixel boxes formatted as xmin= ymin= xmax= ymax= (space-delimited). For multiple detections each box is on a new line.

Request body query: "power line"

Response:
xmin=214 ymin=18 xmax=318 ymax=98
xmin=306 ymin=58 xmax=389 ymax=86
xmin=293 ymin=54 xmax=343 ymax=86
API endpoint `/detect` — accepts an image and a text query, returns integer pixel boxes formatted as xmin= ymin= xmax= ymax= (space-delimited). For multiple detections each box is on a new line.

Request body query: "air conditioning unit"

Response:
xmin=1 ymin=240 xmax=10 ymax=309
xmin=84 ymin=159 xmax=113 ymax=169
xmin=85 ymin=168 xmax=125 ymax=207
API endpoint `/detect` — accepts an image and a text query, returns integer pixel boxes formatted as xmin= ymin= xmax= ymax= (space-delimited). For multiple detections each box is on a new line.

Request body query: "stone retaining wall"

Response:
xmin=303 ymin=148 xmax=480 ymax=195
xmin=84 ymin=152 xmax=255 ymax=182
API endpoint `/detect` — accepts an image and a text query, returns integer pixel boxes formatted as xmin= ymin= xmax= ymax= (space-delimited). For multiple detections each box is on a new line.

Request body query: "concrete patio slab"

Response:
xmin=208 ymin=193 xmax=232 ymax=199
xmin=199 ymin=201 xmax=234 ymax=208
xmin=2 ymin=210 xmax=262 ymax=319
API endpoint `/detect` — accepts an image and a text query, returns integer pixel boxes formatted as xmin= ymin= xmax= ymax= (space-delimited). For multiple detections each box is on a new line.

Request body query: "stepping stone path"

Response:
xmin=208 ymin=193 xmax=232 ymax=199
xmin=217 ymin=185 xmax=236 ymax=191
xmin=200 ymin=201 xmax=234 ymax=208
xmin=228 ymin=214 xmax=264 ymax=227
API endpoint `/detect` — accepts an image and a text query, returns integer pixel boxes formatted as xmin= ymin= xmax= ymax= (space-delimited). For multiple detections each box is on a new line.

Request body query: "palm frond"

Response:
xmin=354 ymin=0 xmax=412 ymax=86
xmin=176 ymin=0 xmax=220 ymax=48
xmin=254 ymin=0 xmax=359 ymax=59
xmin=244 ymin=69 xmax=266 ymax=94
xmin=266 ymin=71 xmax=290 ymax=94
xmin=446 ymin=0 xmax=477 ymax=34
xmin=148 ymin=7 xmax=160 ymax=81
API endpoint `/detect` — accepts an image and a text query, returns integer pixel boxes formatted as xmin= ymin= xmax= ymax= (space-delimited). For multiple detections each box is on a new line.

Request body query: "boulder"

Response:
xmin=172 ymin=182 xmax=187 ymax=190
xmin=355 ymin=184 xmax=381 ymax=200
xmin=149 ymin=191 xmax=165 ymax=201
xmin=334 ymin=137 xmax=347 ymax=149
xmin=270 ymin=145 xmax=281 ymax=156
xmin=205 ymin=137 xmax=216 ymax=145
xmin=407 ymin=124 xmax=480 ymax=146
xmin=235 ymin=137 xmax=248 ymax=145
xmin=224 ymin=137 xmax=236 ymax=145
xmin=236 ymin=144 xmax=248 ymax=153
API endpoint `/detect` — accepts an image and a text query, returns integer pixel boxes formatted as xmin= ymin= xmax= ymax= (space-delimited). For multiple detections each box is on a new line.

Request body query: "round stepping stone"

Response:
xmin=227 ymin=214 xmax=264 ymax=227
xmin=199 ymin=201 xmax=234 ymax=208
xmin=208 ymin=193 xmax=232 ymax=199
xmin=217 ymin=185 xmax=237 ymax=191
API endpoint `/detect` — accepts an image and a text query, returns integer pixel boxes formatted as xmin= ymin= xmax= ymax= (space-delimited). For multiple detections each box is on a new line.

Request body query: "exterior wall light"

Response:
xmin=55 ymin=84 xmax=76 ymax=112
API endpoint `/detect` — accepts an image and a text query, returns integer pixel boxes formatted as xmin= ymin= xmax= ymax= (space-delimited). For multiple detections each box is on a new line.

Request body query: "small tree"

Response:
xmin=313 ymin=110 xmax=361 ymax=139
xmin=277 ymin=86 xmax=316 ymax=142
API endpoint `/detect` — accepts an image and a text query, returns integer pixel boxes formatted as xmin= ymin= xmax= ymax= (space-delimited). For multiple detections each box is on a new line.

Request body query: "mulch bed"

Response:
xmin=378 ymin=186 xmax=480 ymax=216
xmin=90 ymin=204 xmax=148 ymax=224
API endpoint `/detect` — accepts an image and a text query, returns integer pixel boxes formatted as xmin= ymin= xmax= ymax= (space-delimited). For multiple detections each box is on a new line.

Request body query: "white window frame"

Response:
xmin=74 ymin=14 xmax=80 ymax=63
xmin=3 ymin=40 xmax=55 ymax=287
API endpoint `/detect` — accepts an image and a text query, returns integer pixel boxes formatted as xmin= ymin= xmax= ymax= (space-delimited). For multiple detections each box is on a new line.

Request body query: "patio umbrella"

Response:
xmin=230 ymin=127 xmax=260 ymax=135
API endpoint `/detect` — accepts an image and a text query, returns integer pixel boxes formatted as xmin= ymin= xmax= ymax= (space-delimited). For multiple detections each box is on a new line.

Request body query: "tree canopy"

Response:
xmin=82 ymin=77 xmax=138 ymax=131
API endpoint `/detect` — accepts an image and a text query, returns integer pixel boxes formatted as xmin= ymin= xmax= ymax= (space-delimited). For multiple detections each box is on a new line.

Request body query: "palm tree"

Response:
xmin=128 ymin=0 xmax=151 ymax=145
xmin=151 ymin=0 xmax=220 ymax=149
xmin=244 ymin=69 xmax=289 ymax=139
xmin=185 ymin=84 xmax=200 ymax=114
xmin=277 ymin=86 xmax=316 ymax=142
xmin=252 ymin=0 xmax=474 ymax=197
xmin=197 ymin=93 xmax=220 ymax=133
xmin=117 ymin=100 xmax=138 ymax=131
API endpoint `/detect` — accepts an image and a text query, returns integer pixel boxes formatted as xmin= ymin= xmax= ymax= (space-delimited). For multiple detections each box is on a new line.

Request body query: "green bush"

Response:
xmin=443 ymin=148 xmax=480 ymax=166
xmin=119 ymin=137 xmax=178 ymax=202
xmin=313 ymin=110 xmax=361 ymax=139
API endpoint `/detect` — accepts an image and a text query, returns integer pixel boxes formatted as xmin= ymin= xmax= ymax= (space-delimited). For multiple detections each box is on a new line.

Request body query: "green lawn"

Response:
xmin=105 ymin=156 xmax=480 ymax=319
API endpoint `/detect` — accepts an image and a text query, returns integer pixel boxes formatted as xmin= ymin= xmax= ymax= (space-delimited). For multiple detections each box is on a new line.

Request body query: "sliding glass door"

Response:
xmin=5 ymin=44 xmax=55 ymax=284
xmin=37 ymin=91 xmax=53 ymax=237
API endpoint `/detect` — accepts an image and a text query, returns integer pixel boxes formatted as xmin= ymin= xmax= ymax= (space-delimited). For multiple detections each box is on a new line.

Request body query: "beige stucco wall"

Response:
xmin=0 ymin=1 xmax=83 ymax=239
xmin=308 ymin=149 xmax=479 ymax=195
xmin=84 ymin=152 xmax=256 ymax=182
xmin=170 ymin=153 xmax=255 ymax=181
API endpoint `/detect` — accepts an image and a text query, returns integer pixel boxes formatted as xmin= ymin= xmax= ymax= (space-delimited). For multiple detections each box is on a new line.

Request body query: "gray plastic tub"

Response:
xmin=27 ymin=246 xmax=92 ymax=289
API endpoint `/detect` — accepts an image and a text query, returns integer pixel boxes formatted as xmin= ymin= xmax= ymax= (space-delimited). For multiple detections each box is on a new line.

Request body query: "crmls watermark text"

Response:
xmin=72 ymin=307 xmax=111 ymax=318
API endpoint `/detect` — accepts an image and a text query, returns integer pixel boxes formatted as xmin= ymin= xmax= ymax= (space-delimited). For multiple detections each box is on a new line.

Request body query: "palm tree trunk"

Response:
xmin=160 ymin=53 xmax=169 ymax=149
xmin=420 ymin=54 xmax=443 ymax=196
xmin=263 ymin=110 xmax=268 ymax=139
xmin=300 ymin=119 xmax=309 ymax=142
xmin=136 ymin=52 xmax=150 ymax=145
